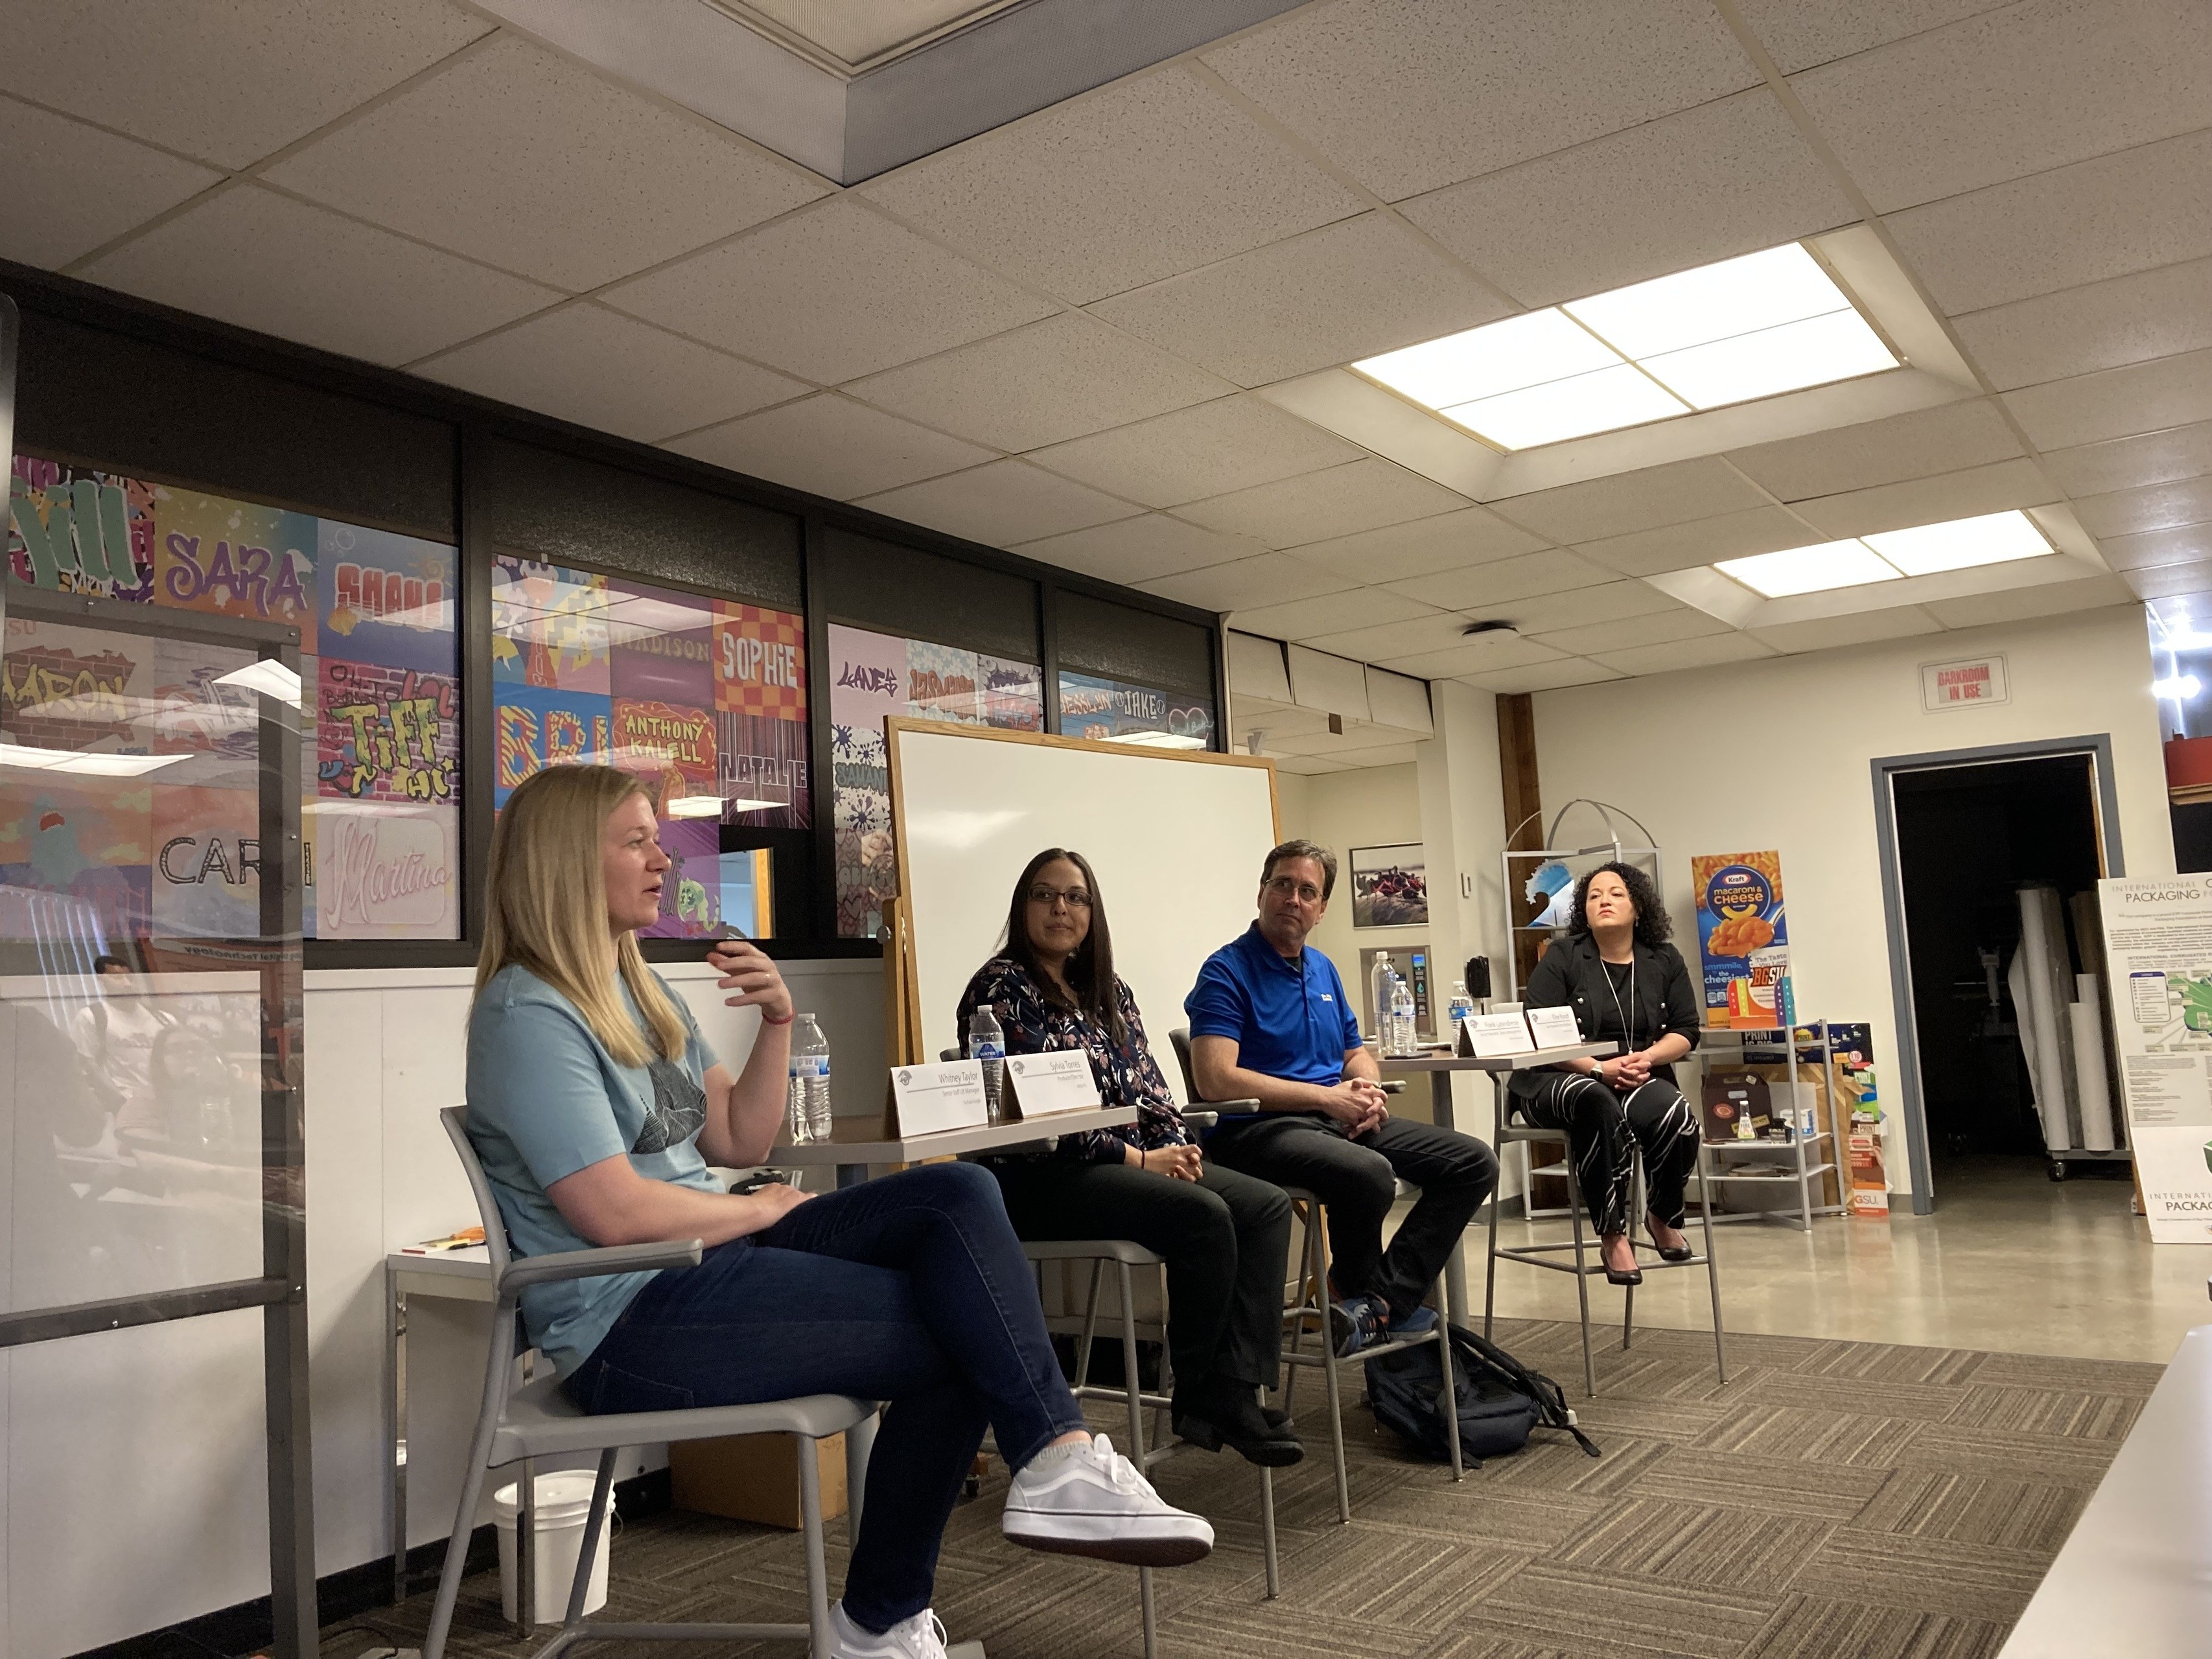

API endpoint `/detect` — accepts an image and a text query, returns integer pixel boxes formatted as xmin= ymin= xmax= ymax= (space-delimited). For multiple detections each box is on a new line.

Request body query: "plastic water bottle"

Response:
xmin=1369 ymin=954 xmax=1396 ymax=1047
xmin=1390 ymin=974 xmax=1417 ymax=1056
xmin=967 ymin=1006 xmax=1006 ymax=1120
xmin=1447 ymin=977 xmax=1473 ymax=1033
xmin=787 ymin=1014 xmax=832 ymax=1143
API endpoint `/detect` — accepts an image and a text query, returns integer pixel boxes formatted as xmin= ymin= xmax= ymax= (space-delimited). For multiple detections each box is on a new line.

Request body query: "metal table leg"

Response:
xmin=1435 ymin=1071 xmax=1467 ymax=1327
xmin=387 ymin=1272 xmax=408 ymax=1603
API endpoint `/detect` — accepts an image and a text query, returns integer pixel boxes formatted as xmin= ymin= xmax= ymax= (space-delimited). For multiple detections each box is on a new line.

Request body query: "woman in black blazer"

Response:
xmin=1511 ymin=862 xmax=1701 ymax=1286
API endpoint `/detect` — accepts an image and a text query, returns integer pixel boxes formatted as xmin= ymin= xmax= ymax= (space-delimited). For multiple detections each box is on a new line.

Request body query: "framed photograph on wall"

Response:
xmin=1350 ymin=844 xmax=1428 ymax=928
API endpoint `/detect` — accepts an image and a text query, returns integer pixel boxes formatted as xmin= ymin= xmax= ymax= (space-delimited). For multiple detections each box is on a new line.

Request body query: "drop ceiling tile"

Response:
xmin=2070 ymin=476 xmax=2212 ymax=540
xmin=1788 ymin=457 xmax=2058 ymax=539
xmin=606 ymin=198 xmax=1053 ymax=385
xmin=664 ymin=394 xmax=993 ymax=501
xmin=1787 ymin=0 xmax=2212 ymax=213
xmin=1495 ymin=457 xmax=1771 ymax=545
xmin=265 ymin=35 xmax=830 ymax=292
xmin=1458 ymin=656 xmax=1625 ymax=693
xmin=2043 ymin=422 xmax=2212 ymax=498
xmin=1884 ymin=130 xmax=2212 ymax=316
xmin=1025 ymin=395 xmax=1360 ymax=508
xmin=1731 ymin=0 xmax=2010 ymax=75
xmin=1301 ymin=612 xmax=1491 ymax=662
xmin=1923 ymin=572 xmax=2140 ymax=623
xmin=1574 ymin=507 xmax=1817 ymax=577
xmin=1749 ymin=609 xmax=1944 ymax=653
xmin=1014 ymin=515 xmax=1268 ymax=586
xmin=860 ymin=67 xmax=1364 ymax=305
xmin=2123 ymin=560 xmax=2212 ymax=600
xmin=846 ymin=310 xmax=1231 ymax=452
xmin=0 ymin=97 xmax=221 ymax=270
xmin=0 ymin=0 xmax=490 ymax=169
xmin=1374 ymin=633 xmax=1570 ymax=679
xmin=1139 ymin=552 xmax=1356 ymax=612
xmin=1268 ymin=725 xmax=1412 ymax=756
xmin=79 ymin=183 xmax=559 ymax=367
xmin=2003 ymin=347 xmax=2212 ymax=451
xmin=419 ymin=303 xmax=804 ymax=441
xmin=1482 ymin=581 xmax=1684 ymax=637
xmin=1399 ymin=90 xmax=1852 ymax=308
xmin=1952 ymin=256 xmax=2212 ymax=391
xmin=1531 ymin=609 xmax=1731 ymax=655
xmin=2100 ymin=523 xmax=2212 ymax=573
xmin=1334 ymin=743 xmax=1425 ymax=769
xmin=1200 ymin=0 xmax=1755 ymax=200
xmin=1176 ymin=458 xmax=1470 ymax=550
xmin=1294 ymin=508 xmax=1549 ymax=584
xmin=851 ymin=459 xmax=1137 ymax=548
xmin=1387 ymin=548 xmax=1615 ymax=609
xmin=1725 ymin=400 xmax=2023 ymax=502
xmin=1088 ymin=213 xmax=1513 ymax=388
xmin=1589 ymin=632 xmax=1775 ymax=676
xmin=1228 ymin=586 xmax=1440 ymax=642
xmin=1274 ymin=752 xmax=1357 ymax=775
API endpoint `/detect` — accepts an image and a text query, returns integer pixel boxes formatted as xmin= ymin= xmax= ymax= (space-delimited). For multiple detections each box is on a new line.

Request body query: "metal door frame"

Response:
xmin=1870 ymin=733 xmax=2124 ymax=1215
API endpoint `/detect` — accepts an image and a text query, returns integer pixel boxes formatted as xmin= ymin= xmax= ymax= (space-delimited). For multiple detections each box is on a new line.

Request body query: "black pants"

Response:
xmin=988 ymin=1155 xmax=1293 ymax=1398
xmin=1515 ymin=1073 xmax=1699 ymax=1236
xmin=1202 ymin=1114 xmax=1497 ymax=1325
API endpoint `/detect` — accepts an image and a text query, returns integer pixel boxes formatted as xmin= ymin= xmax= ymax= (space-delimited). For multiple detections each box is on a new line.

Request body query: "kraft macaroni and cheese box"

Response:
xmin=1692 ymin=852 xmax=1788 ymax=1028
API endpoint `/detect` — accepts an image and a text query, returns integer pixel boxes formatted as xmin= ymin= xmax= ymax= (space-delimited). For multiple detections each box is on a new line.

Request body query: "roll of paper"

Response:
xmin=2070 ymin=974 xmax=2117 ymax=1153
xmin=2016 ymin=887 xmax=2074 ymax=1152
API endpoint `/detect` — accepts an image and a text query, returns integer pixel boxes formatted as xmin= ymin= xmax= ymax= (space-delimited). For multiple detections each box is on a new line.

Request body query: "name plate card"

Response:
xmin=1463 ymin=1011 xmax=1536 ymax=1058
xmin=888 ymin=1059 xmax=990 ymax=1136
xmin=1525 ymin=1006 xmax=1585 ymax=1049
xmin=1004 ymin=1050 xmax=1101 ymax=1117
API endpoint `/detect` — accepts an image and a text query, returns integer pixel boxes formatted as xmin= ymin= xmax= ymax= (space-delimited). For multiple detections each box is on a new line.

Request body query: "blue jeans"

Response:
xmin=565 ymin=1161 xmax=1087 ymax=1630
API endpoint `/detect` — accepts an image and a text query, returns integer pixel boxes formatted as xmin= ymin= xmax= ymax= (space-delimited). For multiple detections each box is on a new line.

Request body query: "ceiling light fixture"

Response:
xmin=1714 ymin=510 xmax=2056 ymax=598
xmin=1112 ymin=730 xmax=1207 ymax=750
xmin=2154 ymin=675 xmax=2202 ymax=702
xmin=213 ymin=659 xmax=303 ymax=708
xmin=0 ymin=745 xmax=189 ymax=778
xmin=1353 ymin=241 xmax=1896 ymax=451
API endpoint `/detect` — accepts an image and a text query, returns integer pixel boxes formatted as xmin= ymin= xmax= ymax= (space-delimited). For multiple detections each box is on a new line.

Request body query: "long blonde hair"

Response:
xmin=476 ymin=764 xmax=690 ymax=1067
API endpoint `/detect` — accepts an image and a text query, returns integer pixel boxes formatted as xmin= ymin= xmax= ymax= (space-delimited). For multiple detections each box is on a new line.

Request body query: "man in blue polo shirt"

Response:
xmin=1186 ymin=839 xmax=1497 ymax=1356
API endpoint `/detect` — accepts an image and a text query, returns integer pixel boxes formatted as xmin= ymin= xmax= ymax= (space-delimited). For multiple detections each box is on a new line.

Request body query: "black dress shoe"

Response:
xmin=1603 ymin=1262 xmax=1644 ymax=1286
xmin=1176 ymin=1384 xmax=1304 ymax=1467
xmin=1647 ymin=1216 xmax=1694 ymax=1262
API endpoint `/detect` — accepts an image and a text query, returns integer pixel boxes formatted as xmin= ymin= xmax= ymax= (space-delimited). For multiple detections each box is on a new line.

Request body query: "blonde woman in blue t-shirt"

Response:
xmin=465 ymin=765 xmax=1209 ymax=1659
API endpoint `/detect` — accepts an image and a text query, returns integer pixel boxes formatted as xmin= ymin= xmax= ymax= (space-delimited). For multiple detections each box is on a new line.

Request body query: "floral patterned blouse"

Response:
xmin=956 ymin=957 xmax=1190 ymax=1162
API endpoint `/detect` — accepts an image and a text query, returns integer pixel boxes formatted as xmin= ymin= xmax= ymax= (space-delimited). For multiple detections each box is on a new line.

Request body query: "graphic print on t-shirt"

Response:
xmin=633 ymin=1058 xmax=706 ymax=1155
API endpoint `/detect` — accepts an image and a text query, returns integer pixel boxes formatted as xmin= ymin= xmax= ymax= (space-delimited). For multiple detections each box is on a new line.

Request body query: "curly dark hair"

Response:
xmin=1567 ymin=861 xmax=1671 ymax=947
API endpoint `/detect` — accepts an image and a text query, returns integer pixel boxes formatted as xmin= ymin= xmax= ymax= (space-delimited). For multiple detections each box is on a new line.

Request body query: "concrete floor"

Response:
xmin=1469 ymin=1155 xmax=2212 ymax=1365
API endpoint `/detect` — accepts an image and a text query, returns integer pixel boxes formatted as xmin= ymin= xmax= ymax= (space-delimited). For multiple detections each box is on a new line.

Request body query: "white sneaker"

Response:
xmin=1001 ymin=1434 xmax=1214 ymax=1566
xmin=830 ymin=1601 xmax=946 ymax=1659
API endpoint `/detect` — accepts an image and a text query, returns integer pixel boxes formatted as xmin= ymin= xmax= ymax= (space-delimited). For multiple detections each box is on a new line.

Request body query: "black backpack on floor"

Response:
xmin=1367 ymin=1323 xmax=1601 ymax=1466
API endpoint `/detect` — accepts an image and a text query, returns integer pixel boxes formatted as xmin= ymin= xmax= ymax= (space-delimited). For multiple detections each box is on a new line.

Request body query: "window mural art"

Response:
xmin=491 ymin=557 xmax=807 ymax=940
xmin=7 ymin=456 xmax=461 ymax=943
xmin=829 ymin=623 xmax=1042 ymax=938
xmin=1058 ymin=671 xmax=1214 ymax=748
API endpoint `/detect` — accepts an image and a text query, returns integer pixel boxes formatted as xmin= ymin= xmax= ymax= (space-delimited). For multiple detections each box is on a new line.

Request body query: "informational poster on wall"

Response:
xmin=1691 ymin=850 xmax=1789 ymax=1028
xmin=8 ymin=454 xmax=461 ymax=943
xmin=2095 ymin=874 xmax=2212 ymax=1244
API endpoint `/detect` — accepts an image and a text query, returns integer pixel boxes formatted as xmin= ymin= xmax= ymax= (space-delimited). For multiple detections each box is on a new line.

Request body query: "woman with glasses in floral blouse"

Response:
xmin=957 ymin=848 xmax=1301 ymax=1467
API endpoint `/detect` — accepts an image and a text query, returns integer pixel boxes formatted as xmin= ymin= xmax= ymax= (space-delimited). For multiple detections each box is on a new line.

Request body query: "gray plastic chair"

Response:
xmin=421 ymin=1108 xmax=876 ymax=1659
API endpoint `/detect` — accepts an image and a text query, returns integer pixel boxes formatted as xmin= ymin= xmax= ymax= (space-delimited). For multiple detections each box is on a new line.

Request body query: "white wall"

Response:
xmin=6 ymin=955 xmax=886 ymax=1659
xmin=1531 ymin=605 xmax=2172 ymax=1199
xmin=1280 ymin=762 xmax=1424 ymax=1014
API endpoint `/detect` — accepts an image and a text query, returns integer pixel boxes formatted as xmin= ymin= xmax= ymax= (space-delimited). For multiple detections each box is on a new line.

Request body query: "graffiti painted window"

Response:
xmin=7 ymin=456 xmax=461 ymax=942
xmin=1057 ymin=672 xmax=1214 ymax=750
xmin=828 ymin=624 xmax=1042 ymax=938
xmin=491 ymin=558 xmax=806 ymax=940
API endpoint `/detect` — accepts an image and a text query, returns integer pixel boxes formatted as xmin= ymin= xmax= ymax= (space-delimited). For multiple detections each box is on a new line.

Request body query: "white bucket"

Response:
xmin=493 ymin=1472 xmax=612 ymax=1625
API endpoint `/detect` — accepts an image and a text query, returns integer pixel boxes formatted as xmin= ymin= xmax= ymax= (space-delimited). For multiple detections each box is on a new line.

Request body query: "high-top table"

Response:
xmin=1377 ymin=1043 xmax=1615 ymax=1325
xmin=1997 ymin=1321 xmax=2212 ymax=1657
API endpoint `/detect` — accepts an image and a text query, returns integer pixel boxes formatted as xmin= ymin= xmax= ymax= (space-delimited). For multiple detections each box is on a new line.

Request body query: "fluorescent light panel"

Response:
xmin=1354 ymin=241 xmax=1897 ymax=450
xmin=1716 ymin=510 xmax=2054 ymax=597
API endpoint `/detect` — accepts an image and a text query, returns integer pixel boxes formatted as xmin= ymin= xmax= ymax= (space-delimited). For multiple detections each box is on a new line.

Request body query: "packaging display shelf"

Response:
xmin=1692 ymin=1020 xmax=1851 ymax=1231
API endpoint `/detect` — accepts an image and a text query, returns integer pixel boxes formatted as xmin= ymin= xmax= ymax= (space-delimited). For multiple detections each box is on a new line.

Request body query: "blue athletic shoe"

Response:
xmin=1390 ymin=1305 xmax=1438 ymax=1341
xmin=1329 ymin=1294 xmax=1386 ymax=1357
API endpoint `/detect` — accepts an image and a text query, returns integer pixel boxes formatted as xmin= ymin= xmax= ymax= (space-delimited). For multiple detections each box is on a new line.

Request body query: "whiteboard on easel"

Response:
xmin=889 ymin=719 xmax=1279 ymax=1103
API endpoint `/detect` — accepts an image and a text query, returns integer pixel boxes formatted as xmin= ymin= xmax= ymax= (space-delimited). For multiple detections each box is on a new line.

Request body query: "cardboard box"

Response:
xmin=670 ymin=1431 xmax=848 ymax=1530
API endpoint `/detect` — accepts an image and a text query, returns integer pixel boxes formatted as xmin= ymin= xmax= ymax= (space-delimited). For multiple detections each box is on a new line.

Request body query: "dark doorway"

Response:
xmin=1892 ymin=754 xmax=2103 ymax=1166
